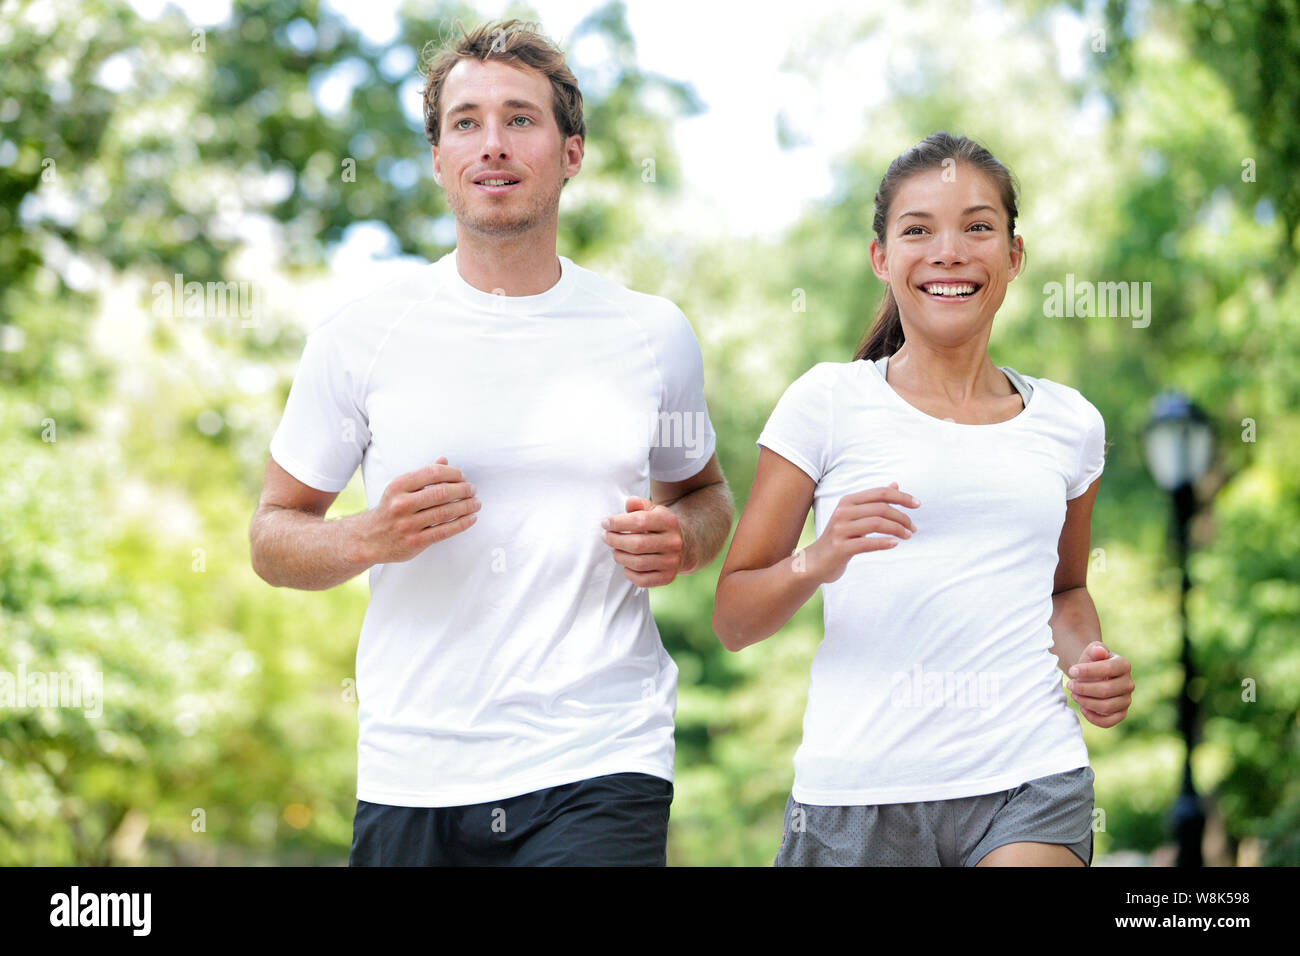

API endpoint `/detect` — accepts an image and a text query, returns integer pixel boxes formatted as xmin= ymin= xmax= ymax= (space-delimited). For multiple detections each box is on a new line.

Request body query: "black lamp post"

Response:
xmin=1142 ymin=391 xmax=1214 ymax=867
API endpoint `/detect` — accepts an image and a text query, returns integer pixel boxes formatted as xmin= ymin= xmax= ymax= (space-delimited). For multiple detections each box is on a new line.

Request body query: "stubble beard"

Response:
xmin=445 ymin=169 xmax=566 ymax=240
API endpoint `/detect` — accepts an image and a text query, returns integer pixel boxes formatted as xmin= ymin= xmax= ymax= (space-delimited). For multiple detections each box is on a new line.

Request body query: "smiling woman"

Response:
xmin=713 ymin=131 xmax=1134 ymax=868
xmin=857 ymin=131 xmax=1024 ymax=364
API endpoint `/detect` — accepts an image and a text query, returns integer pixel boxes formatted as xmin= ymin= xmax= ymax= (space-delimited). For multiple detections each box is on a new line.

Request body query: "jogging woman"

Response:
xmin=712 ymin=132 xmax=1134 ymax=866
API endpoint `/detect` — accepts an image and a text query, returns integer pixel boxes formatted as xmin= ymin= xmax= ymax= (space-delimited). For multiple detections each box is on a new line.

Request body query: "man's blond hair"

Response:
xmin=420 ymin=19 xmax=585 ymax=149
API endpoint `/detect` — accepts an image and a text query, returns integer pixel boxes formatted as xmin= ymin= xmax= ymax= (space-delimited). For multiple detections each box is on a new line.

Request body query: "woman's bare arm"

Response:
xmin=712 ymin=449 xmax=820 ymax=650
xmin=712 ymin=448 xmax=917 ymax=650
xmin=1048 ymin=476 xmax=1133 ymax=727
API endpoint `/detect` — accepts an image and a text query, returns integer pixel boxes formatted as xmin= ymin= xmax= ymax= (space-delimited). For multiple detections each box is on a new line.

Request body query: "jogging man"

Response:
xmin=249 ymin=19 xmax=733 ymax=866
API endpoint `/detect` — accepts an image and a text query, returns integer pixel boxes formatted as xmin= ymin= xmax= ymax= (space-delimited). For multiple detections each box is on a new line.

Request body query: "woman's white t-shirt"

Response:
xmin=269 ymin=250 xmax=717 ymax=807
xmin=756 ymin=355 xmax=1106 ymax=805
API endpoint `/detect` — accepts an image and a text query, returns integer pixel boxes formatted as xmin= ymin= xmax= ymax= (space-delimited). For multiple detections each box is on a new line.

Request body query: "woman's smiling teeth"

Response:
xmin=920 ymin=281 xmax=980 ymax=298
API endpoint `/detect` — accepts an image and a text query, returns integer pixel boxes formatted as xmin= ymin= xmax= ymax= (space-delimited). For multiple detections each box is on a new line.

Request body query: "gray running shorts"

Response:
xmin=774 ymin=765 xmax=1094 ymax=867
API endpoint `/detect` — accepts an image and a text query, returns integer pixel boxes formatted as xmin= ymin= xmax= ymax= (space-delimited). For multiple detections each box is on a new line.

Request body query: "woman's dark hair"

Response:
xmin=854 ymin=132 xmax=1021 ymax=362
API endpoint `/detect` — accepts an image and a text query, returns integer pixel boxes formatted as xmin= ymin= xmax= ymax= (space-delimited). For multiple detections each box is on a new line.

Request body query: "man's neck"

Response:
xmin=453 ymin=224 xmax=562 ymax=297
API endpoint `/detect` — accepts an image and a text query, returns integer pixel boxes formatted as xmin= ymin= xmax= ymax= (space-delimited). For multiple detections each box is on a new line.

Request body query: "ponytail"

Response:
xmin=854 ymin=286 xmax=905 ymax=362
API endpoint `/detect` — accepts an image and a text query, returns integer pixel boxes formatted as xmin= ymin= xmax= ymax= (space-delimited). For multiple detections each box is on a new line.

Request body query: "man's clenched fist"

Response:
xmin=601 ymin=496 xmax=684 ymax=588
xmin=360 ymin=456 xmax=480 ymax=564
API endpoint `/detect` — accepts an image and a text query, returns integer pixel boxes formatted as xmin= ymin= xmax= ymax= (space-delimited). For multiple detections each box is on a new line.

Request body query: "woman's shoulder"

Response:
xmin=793 ymin=359 xmax=871 ymax=384
xmin=773 ymin=359 xmax=871 ymax=402
xmin=1016 ymin=371 xmax=1103 ymax=426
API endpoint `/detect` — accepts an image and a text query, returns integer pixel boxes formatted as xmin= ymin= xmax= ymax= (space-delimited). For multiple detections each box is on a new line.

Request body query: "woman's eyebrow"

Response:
xmin=897 ymin=204 xmax=998 ymax=220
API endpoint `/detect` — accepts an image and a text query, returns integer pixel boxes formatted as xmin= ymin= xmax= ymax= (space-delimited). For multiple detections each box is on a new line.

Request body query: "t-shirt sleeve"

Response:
xmin=648 ymin=306 xmax=718 ymax=482
xmin=268 ymin=320 xmax=371 ymax=493
xmin=1066 ymin=396 xmax=1106 ymax=499
xmin=756 ymin=363 xmax=831 ymax=483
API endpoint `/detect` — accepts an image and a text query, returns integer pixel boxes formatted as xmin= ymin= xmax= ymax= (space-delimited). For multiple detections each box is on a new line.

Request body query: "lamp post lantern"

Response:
xmin=1142 ymin=390 xmax=1214 ymax=867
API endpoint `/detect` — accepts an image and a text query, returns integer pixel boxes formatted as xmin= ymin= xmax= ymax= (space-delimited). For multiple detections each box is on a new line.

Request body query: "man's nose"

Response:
xmin=480 ymin=120 xmax=510 ymax=160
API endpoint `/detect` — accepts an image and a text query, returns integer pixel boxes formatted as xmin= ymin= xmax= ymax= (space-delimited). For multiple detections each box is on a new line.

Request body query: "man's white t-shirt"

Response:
xmin=269 ymin=250 xmax=717 ymax=807
xmin=756 ymin=355 xmax=1106 ymax=805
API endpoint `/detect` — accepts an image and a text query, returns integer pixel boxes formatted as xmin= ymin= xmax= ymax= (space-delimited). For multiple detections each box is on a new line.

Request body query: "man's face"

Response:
xmin=870 ymin=163 xmax=1023 ymax=346
xmin=432 ymin=57 xmax=583 ymax=239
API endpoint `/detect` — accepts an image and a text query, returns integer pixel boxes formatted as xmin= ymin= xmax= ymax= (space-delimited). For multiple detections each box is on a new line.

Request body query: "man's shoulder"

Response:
xmin=309 ymin=259 xmax=447 ymax=339
xmin=564 ymin=257 xmax=687 ymax=326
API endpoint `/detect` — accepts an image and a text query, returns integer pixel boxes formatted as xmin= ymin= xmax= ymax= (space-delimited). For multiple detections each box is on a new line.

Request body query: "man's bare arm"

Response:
xmin=249 ymin=456 xmax=480 ymax=590
xmin=658 ymin=480 xmax=734 ymax=574
xmin=250 ymin=509 xmax=375 ymax=592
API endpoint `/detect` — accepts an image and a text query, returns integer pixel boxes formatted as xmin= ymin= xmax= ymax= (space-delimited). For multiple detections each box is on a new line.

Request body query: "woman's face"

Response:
xmin=870 ymin=163 xmax=1023 ymax=348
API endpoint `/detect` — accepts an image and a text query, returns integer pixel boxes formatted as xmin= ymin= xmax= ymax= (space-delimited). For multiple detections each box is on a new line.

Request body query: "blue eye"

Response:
xmin=455 ymin=118 xmax=473 ymax=130
xmin=510 ymin=116 xmax=532 ymax=126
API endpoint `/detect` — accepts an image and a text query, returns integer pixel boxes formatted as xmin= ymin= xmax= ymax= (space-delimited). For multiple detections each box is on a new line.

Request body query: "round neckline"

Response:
xmin=439 ymin=248 xmax=579 ymax=314
xmin=868 ymin=353 xmax=1037 ymax=428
